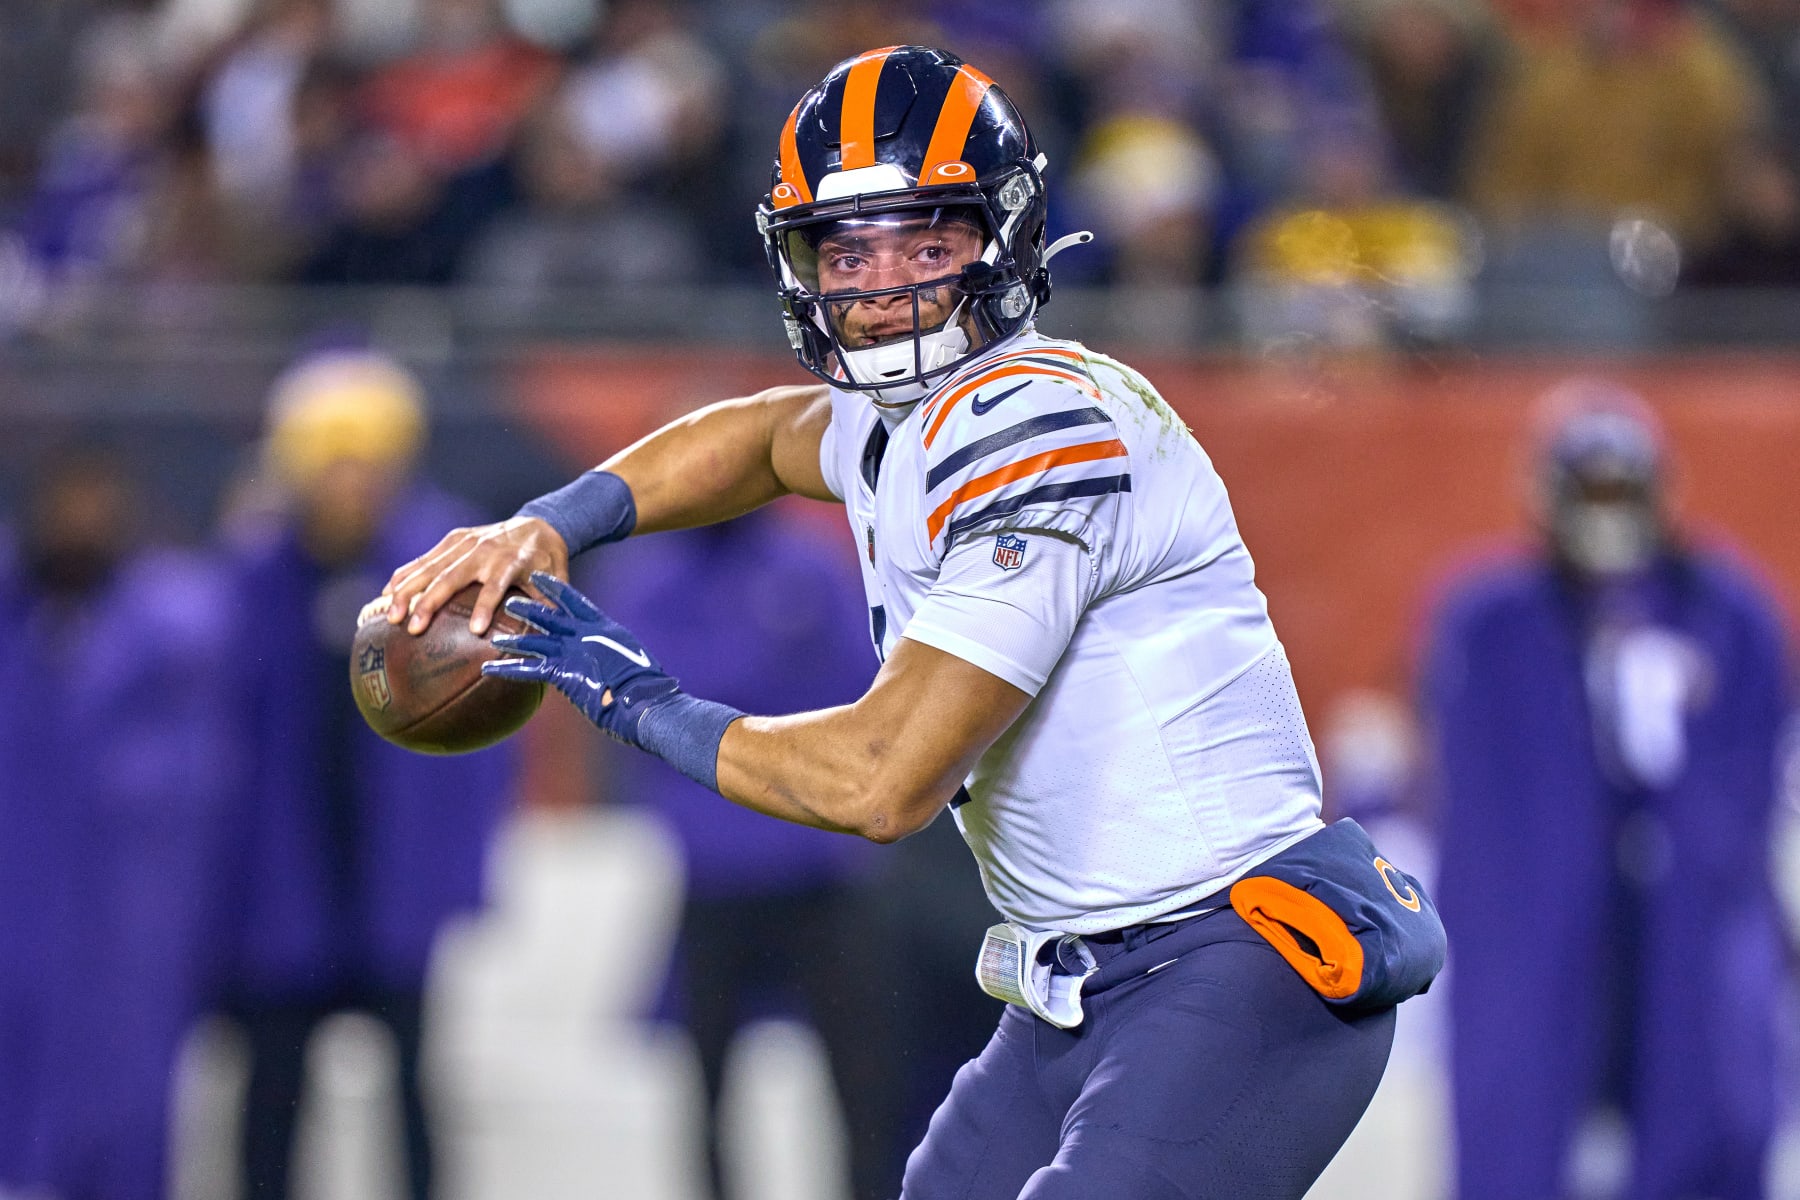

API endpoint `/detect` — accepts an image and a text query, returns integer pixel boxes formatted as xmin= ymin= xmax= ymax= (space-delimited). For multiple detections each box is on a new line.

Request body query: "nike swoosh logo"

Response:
xmin=581 ymin=634 xmax=653 ymax=668
xmin=969 ymin=382 xmax=1030 ymax=416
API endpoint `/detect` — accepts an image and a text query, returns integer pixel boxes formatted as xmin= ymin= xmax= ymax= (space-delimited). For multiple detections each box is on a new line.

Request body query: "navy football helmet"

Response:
xmin=1536 ymin=380 xmax=1668 ymax=576
xmin=758 ymin=46 xmax=1076 ymax=405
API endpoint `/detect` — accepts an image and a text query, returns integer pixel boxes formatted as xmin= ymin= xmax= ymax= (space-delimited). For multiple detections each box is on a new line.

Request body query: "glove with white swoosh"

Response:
xmin=485 ymin=572 xmax=743 ymax=788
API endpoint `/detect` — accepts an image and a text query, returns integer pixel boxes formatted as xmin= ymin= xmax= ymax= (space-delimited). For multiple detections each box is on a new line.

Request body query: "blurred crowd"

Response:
xmin=5 ymin=0 xmax=1800 ymax=346
xmin=1 ymin=342 xmax=1795 ymax=1200
xmin=0 ymin=347 xmax=1005 ymax=1200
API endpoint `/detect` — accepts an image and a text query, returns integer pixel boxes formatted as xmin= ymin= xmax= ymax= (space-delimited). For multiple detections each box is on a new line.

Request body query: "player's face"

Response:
xmin=798 ymin=211 xmax=987 ymax=348
xmin=1552 ymin=476 xmax=1662 ymax=576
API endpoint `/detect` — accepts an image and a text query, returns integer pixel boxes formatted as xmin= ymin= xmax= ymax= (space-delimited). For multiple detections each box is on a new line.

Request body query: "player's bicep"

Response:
xmin=767 ymin=385 xmax=838 ymax=502
xmin=855 ymin=635 xmax=1032 ymax=820
xmin=904 ymin=528 xmax=1097 ymax=696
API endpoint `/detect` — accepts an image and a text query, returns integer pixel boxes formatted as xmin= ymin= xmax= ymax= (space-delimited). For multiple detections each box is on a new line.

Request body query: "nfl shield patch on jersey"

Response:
xmin=993 ymin=533 xmax=1027 ymax=570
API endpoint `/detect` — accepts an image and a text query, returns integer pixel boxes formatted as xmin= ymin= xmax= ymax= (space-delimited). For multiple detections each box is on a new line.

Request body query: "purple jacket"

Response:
xmin=586 ymin=506 xmax=880 ymax=899
xmin=221 ymin=485 xmax=515 ymax=996
xmin=0 ymin=537 xmax=241 ymax=1200
xmin=1423 ymin=548 xmax=1790 ymax=1200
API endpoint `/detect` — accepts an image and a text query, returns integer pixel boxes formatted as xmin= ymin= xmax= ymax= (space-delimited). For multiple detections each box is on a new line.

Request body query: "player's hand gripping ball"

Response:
xmin=483 ymin=572 xmax=679 ymax=747
xmin=350 ymin=584 xmax=545 ymax=754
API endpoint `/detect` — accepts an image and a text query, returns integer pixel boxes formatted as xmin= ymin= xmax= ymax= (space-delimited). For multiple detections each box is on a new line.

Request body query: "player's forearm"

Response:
xmin=713 ymin=705 xmax=965 ymax=843
xmin=593 ymin=385 xmax=832 ymax=535
xmin=600 ymin=396 xmax=790 ymax=534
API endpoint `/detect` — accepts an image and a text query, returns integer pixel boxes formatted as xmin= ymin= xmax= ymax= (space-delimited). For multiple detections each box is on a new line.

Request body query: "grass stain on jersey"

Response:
xmin=1083 ymin=351 xmax=1191 ymax=454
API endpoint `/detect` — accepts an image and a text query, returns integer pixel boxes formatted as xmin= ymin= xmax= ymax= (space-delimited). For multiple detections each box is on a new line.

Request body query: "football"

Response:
xmin=350 ymin=584 xmax=545 ymax=755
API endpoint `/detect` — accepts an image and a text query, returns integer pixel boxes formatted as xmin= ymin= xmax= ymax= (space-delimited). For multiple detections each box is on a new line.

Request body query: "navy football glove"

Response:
xmin=484 ymin=572 xmax=742 ymax=789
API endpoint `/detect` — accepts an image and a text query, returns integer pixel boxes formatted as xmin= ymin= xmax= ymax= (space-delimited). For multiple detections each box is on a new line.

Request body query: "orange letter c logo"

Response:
xmin=1374 ymin=858 xmax=1422 ymax=912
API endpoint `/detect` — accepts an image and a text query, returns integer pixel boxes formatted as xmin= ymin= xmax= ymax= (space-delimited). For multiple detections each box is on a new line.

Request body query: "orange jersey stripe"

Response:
xmin=922 ymin=359 xmax=1095 ymax=448
xmin=926 ymin=346 xmax=1088 ymax=416
xmin=779 ymin=105 xmax=813 ymax=203
xmin=921 ymin=65 xmax=995 ymax=179
xmin=925 ymin=438 xmax=1127 ymax=543
xmin=839 ymin=47 xmax=899 ymax=171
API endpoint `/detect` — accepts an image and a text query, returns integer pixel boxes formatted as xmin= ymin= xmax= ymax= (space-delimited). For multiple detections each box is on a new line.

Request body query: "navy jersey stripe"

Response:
xmin=944 ymin=474 xmax=1132 ymax=543
xmin=925 ymin=406 xmax=1111 ymax=491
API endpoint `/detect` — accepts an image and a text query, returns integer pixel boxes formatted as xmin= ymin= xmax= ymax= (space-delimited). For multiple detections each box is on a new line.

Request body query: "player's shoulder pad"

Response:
xmin=916 ymin=346 xmax=1129 ymax=552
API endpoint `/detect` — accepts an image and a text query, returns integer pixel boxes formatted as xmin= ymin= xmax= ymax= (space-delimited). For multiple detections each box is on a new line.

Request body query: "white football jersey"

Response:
xmin=818 ymin=329 xmax=1324 ymax=933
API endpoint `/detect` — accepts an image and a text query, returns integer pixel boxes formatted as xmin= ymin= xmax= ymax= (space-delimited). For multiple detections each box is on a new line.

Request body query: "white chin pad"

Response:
xmin=839 ymin=326 xmax=971 ymax=404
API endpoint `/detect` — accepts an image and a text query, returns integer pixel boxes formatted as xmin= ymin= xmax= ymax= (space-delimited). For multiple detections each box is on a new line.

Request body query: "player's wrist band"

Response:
xmin=634 ymin=693 xmax=745 ymax=793
xmin=517 ymin=470 xmax=637 ymax=556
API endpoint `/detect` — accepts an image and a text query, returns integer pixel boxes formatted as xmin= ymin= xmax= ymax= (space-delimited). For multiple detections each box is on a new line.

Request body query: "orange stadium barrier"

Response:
xmin=509 ymin=347 xmax=1800 ymax=739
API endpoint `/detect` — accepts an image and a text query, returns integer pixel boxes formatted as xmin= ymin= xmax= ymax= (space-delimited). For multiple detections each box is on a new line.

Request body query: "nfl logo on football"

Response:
xmin=993 ymin=533 xmax=1027 ymax=571
xmin=358 ymin=644 xmax=392 ymax=711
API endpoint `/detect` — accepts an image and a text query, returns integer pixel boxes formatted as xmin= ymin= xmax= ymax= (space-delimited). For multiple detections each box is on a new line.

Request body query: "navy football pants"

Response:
xmin=900 ymin=910 xmax=1395 ymax=1200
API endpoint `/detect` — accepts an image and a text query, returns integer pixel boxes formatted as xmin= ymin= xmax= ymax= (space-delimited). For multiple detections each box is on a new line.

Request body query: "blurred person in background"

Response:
xmin=587 ymin=506 xmax=906 ymax=1200
xmin=14 ymin=11 xmax=179 ymax=296
xmin=1228 ymin=112 xmax=1477 ymax=352
xmin=1065 ymin=113 xmax=1221 ymax=288
xmin=1422 ymin=382 xmax=1792 ymax=1200
xmin=1463 ymin=0 xmax=1765 ymax=294
xmin=0 ymin=1 xmax=96 ymax=213
xmin=1689 ymin=0 xmax=1800 ymax=286
xmin=459 ymin=0 xmax=726 ymax=293
xmin=1682 ymin=136 xmax=1800 ymax=288
xmin=1704 ymin=0 xmax=1800 ymax=175
xmin=0 ymin=443 xmax=240 ymax=1200
xmin=200 ymin=0 xmax=350 ymax=278
xmin=300 ymin=0 xmax=557 ymax=284
xmin=217 ymin=349 xmax=517 ymax=1200
xmin=1336 ymin=0 xmax=1497 ymax=201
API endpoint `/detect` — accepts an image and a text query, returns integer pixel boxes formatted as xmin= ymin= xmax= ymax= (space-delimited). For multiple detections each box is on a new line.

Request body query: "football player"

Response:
xmin=383 ymin=46 xmax=1434 ymax=1198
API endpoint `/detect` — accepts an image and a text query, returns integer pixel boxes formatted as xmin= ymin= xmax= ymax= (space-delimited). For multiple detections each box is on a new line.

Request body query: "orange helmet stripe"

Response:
xmin=921 ymin=65 xmax=995 ymax=181
xmin=839 ymin=46 xmax=900 ymax=171
xmin=778 ymin=104 xmax=813 ymax=204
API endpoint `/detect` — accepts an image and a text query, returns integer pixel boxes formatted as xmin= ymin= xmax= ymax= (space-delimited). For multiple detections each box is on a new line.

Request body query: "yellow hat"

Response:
xmin=263 ymin=351 xmax=426 ymax=489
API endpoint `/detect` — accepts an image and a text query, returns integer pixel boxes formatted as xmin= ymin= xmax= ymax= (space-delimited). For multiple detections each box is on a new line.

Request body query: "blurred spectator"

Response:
xmin=1050 ymin=0 xmax=1380 ymax=279
xmin=202 ymin=0 xmax=333 ymax=218
xmin=1067 ymin=114 xmax=1221 ymax=286
xmin=588 ymin=507 xmax=907 ymax=1200
xmin=200 ymin=0 xmax=344 ymax=275
xmin=1682 ymin=139 xmax=1800 ymax=287
xmin=297 ymin=0 xmax=557 ymax=284
xmin=0 ymin=1 xmax=94 ymax=210
xmin=461 ymin=1 xmax=725 ymax=291
xmin=296 ymin=128 xmax=508 ymax=285
xmin=0 ymin=443 xmax=239 ymax=1200
xmin=360 ymin=0 xmax=558 ymax=176
xmin=460 ymin=96 xmax=702 ymax=291
xmin=1228 ymin=115 xmax=1476 ymax=350
xmin=1338 ymin=0 xmax=1497 ymax=199
xmin=217 ymin=349 xmax=517 ymax=1200
xmin=1706 ymin=0 xmax=1800 ymax=171
xmin=1463 ymin=0 xmax=1765 ymax=272
xmin=15 ymin=12 xmax=178 ymax=289
xmin=1422 ymin=382 xmax=1791 ymax=1200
